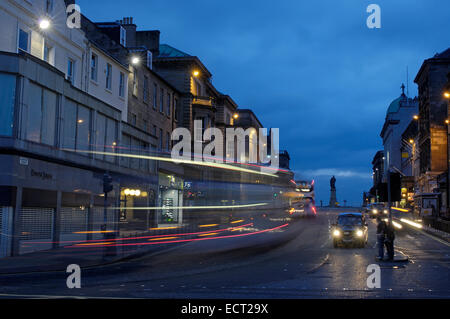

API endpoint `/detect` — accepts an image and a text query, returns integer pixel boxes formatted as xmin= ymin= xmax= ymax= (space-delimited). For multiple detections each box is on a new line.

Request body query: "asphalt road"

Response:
xmin=0 ymin=208 xmax=449 ymax=298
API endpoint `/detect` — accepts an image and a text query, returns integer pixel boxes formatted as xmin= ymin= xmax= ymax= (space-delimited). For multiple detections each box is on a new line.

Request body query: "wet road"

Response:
xmin=0 ymin=208 xmax=449 ymax=298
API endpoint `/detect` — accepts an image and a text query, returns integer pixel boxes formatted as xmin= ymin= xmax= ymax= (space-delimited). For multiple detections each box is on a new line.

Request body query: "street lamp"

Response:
xmin=413 ymin=115 xmax=419 ymax=120
xmin=131 ymin=56 xmax=140 ymax=65
xmin=39 ymin=19 xmax=51 ymax=30
xmin=193 ymin=70 xmax=200 ymax=77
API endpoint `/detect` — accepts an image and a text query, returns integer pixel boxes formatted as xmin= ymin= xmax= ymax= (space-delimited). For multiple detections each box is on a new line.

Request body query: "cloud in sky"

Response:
xmin=299 ymin=168 xmax=372 ymax=180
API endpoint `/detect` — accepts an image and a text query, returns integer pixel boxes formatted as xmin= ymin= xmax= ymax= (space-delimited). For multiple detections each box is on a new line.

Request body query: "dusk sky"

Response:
xmin=77 ymin=0 xmax=450 ymax=206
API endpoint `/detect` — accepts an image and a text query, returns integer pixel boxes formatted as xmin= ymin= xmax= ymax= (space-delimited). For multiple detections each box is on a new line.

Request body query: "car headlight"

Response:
xmin=384 ymin=209 xmax=388 ymax=214
xmin=372 ymin=209 xmax=378 ymax=214
xmin=333 ymin=229 xmax=341 ymax=237
xmin=356 ymin=230 xmax=364 ymax=237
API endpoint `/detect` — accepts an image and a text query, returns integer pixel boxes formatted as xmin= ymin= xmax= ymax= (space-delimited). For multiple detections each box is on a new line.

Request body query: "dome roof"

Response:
xmin=386 ymin=94 xmax=407 ymax=116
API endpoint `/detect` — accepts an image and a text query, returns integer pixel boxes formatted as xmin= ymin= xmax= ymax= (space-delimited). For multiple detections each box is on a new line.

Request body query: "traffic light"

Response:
xmin=103 ymin=173 xmax=113 ymax=194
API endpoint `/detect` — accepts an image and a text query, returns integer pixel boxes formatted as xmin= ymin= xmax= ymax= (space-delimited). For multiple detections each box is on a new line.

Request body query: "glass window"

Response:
xmin=174 ymin=98 xmax=178 ymax=121
xmin=105 ymin=118 xmax=117 ymax=163
xmin=120 ymin=26 xmax=126 ymax=46
xmin=26 ymin=83 xmax=43 ymax=143
xmin=18 ymin=29 xmax=29 ymax=52
xmin=91 ymin=54 xmax=98 ymax=82
xmin=143 ymin=76 xmax=149 ymax=102
xmin=76 ymin=105 xmax=91 ymax=152
xmin=62 ymin=99 xmax=77 ymax=149
xmin=120 ymin=134 xmax=131 ymax=168
xmin=153 ymin=83 xmax=157 ymax=109
xmin=166 ymin=132 xmax=170 ymax=151
xmin=159 ymin=128 xmax=163 ymax=150
xmin=46 ymin=0 xmax=54 ymax=13
xmin=106 ymin=63 xmax=112 ymax=90
xmin=132 ymin=67 xmax=138 ymax=96
xmin=167 ymin=93 xmax=171 ymax=116
xmin=41 ymin=89 xmax=57 ymax=146
xmin=67 ymin=59 xmax=75 ymax=84
xmin=95 ymin=113 xmax=106 ymax=160
xmin=43 ymin=42 xmax=52 ymax=64
xmin=130 ymin=138 xmax=140 ymax=169
xmin=141 ymin=142 xmax=149 ymax=171
xmin=0 ymin=73 xmax=16 ymax=136
xmin=119 ymin=72 xmax=125 ymax=97
xmin=160 ymin=88 xmax=164 ymax=112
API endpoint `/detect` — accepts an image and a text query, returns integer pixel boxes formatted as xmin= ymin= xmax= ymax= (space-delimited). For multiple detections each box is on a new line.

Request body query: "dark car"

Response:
xmin=367 ymin=203 xmax=389 ymax=219
xmin=332 ymin=213 xmax=368 ymax=248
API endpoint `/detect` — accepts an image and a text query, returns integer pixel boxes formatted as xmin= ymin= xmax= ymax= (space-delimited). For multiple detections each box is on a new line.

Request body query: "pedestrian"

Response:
xmin=384 ymin=220 xmax=396 ymax=261
xmin=376 ymin=216 xmax=386 ymax=260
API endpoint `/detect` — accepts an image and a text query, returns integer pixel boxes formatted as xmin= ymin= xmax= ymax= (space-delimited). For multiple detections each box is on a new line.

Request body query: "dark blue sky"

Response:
xmin=77 ymin=0 xmax=450 ymax=206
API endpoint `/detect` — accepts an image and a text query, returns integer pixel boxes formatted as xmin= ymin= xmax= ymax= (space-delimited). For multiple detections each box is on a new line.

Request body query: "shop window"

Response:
xmin=25 ymin=82 xmax=57 ymax=146
xmin=76 ymin=105 xmax=91 ymax=152
xmin=62 ymin=99 xmax=77 ymax=149
xmin=0 ymin=73 xmax=16 ymax=136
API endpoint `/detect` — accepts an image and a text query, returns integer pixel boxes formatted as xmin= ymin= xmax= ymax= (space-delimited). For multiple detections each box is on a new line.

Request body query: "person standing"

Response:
xmin=376 ymin=216 xmax=386 ymax=260
xmin=384 ymin=220 xmax=396 ymax=261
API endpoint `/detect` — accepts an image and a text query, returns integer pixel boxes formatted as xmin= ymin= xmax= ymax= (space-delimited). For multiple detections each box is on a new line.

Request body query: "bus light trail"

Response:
xmin=107 ymin=203 xmax=269 ymax=211
xmin=59 ymin=223 xmax=255 ymax=247
xmin=63 ymin=149 xmax=279 ymax=178
xmin=68 ymin=223 xmax=289 ymax=248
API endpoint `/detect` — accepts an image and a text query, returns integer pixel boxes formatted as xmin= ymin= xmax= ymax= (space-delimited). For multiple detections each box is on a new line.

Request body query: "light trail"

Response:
xmin=391 ymin=207 xmax=410 ymax=212
xmin=55 ymin=223 xmax=255 ymax=246
xmin=62 ymin=149 xmax=279 ymax=177
xmin=106 ymin=202 xmax=269 ymax=211
xmin=67 ymin=223 xmax=289 ymax=248
xmin=400 ymin=218 xmax=423 ymax=229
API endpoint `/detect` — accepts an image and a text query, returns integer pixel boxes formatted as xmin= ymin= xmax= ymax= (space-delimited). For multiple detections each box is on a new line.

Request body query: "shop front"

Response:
xmin=157 ymin=173 xmax=184 ymax=227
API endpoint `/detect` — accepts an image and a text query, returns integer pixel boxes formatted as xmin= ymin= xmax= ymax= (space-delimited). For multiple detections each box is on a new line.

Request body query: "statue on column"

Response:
xmin=330 ymin=176 xmax=336 ymax=190
xmin=329 ymin=176 xmax=337 ymax=207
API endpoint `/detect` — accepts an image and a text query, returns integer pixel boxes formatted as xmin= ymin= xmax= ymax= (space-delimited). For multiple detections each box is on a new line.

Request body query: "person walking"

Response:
xmin=376 ymin=216 xmax=386 ymax=260
xmin=384 ymin=220 xmax=396 ymax=261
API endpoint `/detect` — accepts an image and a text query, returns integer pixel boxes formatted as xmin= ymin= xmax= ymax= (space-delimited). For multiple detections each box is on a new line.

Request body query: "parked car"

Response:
xmin=332 ymin=213 xmax=368 ymax=248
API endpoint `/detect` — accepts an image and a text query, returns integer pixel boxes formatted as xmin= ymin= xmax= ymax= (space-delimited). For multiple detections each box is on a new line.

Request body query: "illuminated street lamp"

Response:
xmin=39 ymin=19 xmax=51 ymax=30
xmin=131 ymin=56 xmax=140 ymax=65
xmin=413 ymin=115 xmax=419 ymax=120
xmin=193 ymin=70 xmax=200 ymax=77
xmin=233 ymin=113 xmax=239 ymax=120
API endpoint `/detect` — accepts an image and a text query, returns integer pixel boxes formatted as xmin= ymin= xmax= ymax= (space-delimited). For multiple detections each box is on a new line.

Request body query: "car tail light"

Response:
xmin=312 ymin=206 xmax=317 ymax=215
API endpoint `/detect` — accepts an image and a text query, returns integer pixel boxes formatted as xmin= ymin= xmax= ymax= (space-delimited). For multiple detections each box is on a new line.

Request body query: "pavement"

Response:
xmin=0 ymin=207 xmax=449 ymax=298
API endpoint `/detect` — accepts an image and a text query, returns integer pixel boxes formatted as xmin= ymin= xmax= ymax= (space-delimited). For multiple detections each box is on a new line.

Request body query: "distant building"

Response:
xmin=380 ymin=85 xmax=419 ymax=182
xmin=414 ymin=48 xmax=450 ymax=217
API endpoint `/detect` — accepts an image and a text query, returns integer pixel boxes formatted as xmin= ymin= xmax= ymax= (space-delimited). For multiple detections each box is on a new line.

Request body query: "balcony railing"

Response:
xmin=192 ymin=95 xmax=214 ymax=107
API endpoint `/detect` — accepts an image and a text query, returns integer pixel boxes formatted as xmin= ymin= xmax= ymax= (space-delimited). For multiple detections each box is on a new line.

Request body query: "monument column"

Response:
xmin=329 ymin=176 xmax=337 ymax=207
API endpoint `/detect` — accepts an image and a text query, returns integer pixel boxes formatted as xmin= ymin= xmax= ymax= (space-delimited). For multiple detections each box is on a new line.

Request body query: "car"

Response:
xmin=367 ymin=203 xmax=389 ymax=219
xmin=331 ymin=213 xmax=368 ymax=248
xmin=288 ymin=196 xmax=317 ymax=218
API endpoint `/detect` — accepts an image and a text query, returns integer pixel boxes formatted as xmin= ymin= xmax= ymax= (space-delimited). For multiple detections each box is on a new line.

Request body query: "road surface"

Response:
xmin=0 ymin=208 xmax=449 ymax=298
